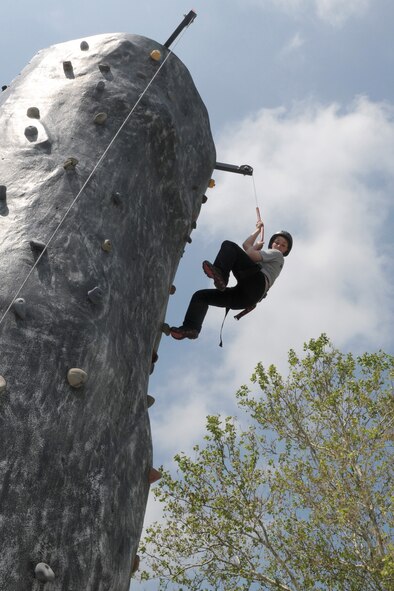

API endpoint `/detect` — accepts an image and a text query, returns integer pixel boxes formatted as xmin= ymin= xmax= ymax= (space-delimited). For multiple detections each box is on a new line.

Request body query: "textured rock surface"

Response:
xmin=0 ymin=33 xmax=215 ymax=590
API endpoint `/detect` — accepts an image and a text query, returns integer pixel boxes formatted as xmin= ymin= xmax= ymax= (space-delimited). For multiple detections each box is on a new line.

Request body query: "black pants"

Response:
xmin=183 ymin=241 xmax=266 ymax=332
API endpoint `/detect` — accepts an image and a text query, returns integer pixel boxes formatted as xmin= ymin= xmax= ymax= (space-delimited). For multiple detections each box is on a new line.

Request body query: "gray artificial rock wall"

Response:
xmin=0 ymin=33 xmax=215 ymax=590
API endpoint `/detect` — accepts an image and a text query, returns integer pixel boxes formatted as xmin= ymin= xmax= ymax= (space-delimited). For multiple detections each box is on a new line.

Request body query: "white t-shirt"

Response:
xmin=258 ymin=249 xmax=284 ymax=289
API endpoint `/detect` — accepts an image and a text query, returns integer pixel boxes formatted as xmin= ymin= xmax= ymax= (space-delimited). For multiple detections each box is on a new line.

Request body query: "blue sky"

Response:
xmin=1 ymin=1 xmax=393 ymax=589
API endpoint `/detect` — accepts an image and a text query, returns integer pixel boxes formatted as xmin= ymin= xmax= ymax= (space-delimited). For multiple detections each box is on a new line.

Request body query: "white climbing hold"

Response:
xmin=13 ymin=298 xmax=26 ymax=320
xmin=67 ymin=368 xmax=88 ymax=388
xmin=80 ymin=40 xmax=89 ymax=51
xmin=101 ymin=239 xmax=112 ymax=252
xmin=0 ymin=375 xmax=6 ymax=394
xmin=94 ymin=112 xmax=107 ymax=125
xmin=150 ymin=49 xmax=161 ymax=61
xmin=35 ymin=563 xmax=55 ymax=583
xmin=27 ymin=107 xmax=40 ymax=119
xmin=63 ymin=157 xmax=78 ymax=170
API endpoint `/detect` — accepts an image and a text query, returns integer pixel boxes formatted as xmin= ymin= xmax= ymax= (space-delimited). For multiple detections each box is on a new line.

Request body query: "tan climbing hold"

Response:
xmin=161 ymin=323 xmax=171 ymax=336
xmin=67 ymin=368 xmax=87 ymax=388
xmin=94 ymin=112 xmax=107 ymax=125
xmin=27 ymin=107 xmax=40 ymax=119
xmin=35 ymin=563 xmax=55 ymax=583
xmin=0 ymin=375 xmax=6 ymax=394
xmin=208 ymin=179 xmax=216 ymax=188
xmin=148 ymin=468 xmax=162 ymax=484
xmin=150 ymin=49 xmax=161 ymax=61
xmin=101 ymin=239 xmax=112 ymax=252
xmin=131 ymin=554 xmax=140 ymax=575
xmin=147 ymin=395 xmax=155 ymax=408
xmin=63 ymin=157 xmax=78 ymax=170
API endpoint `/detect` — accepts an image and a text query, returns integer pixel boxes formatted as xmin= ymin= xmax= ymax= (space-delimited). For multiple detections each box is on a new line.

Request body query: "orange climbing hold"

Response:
xmin=208 ymin=179 xmax=215 ymax=188
xmin=148 ymin=468 xmax=162 ymax=484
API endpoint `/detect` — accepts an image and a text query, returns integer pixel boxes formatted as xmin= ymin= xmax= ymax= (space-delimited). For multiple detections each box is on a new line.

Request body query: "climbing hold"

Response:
xmin=152 ymin=351 xmax=158 ymax=364
xmin=63 ymin=61 xmax=73 ymax=73
xmin=24 ymin=126 xmax=38 ymax=141
xmin=150 ymin=49 xmax=161 ymax=61
xmin=96 ymin=80 xmax=105 ymax=91
xmin=80 ymin=40 xmax=89 ymax=51
xmin=1 ymin=85 xmax=8 ymax=91
xmin=13 ymin=298 xmax=26 ymax=320
xmin=35 ymin=563 xmax=55 ymax=583
xmin=101 ymin=239 xmax=112 ymax=253
xmin=63 ymin=157 xmax=78 ymax=170
xmin=186 ymin=236 xmax=192 ymax=244
xmin=29 ymin=240 xmax=46 ymax=252
xmin=111 ymin=191 xmax=121 ymax=205
xmin=0 ymin=186 xmax=6 ymax=201
xmin=169 ymin=285 xmax=176 ymax=295
xmin=99 ymin=63 xmax=111 ymax=73
xmin=131 ymin=555 xmax=140 ymax=575
xmin=94 ymin=112 xmax=107 ymax=125
xmin=0 ymin=375 xmax=6 ymax=394
xmin=191 ymin=221 xmax=197 ymax=229
xmin=148 ymin=468 xmax=162 ymax=484
xmin=161 ymin=323 xmax=171 ymax=336
xmin=202 ymin=195 xmax=208 ymax=204
xmin=87 ymin=286 xmax=103 ymax=304
xmin=147 ymin=395 xmax=155 ymax=408
xmin=27 ymin=107 xmax=40 ymax=119
xmin=208 ymin=179 xmax=216 ymax=188
xmin=67 ymin=368 xmax=87 ymax=388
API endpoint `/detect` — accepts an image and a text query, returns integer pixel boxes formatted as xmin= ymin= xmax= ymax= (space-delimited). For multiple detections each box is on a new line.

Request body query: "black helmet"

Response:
xmin=268 ymin=231 xmax=293 ymax=256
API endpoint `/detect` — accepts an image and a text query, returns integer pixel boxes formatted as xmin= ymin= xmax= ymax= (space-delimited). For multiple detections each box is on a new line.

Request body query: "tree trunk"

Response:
xmin=0 ymin=33 xmax=215 ymax=590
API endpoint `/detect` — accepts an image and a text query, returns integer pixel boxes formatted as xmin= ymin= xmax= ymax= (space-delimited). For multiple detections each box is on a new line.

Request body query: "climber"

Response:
xmin=170 ymin=221 xmax=292 ymax=341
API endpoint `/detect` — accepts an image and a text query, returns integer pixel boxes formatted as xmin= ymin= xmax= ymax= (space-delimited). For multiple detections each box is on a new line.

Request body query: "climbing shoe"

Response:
xmin=202 ymin=260 xmax=227 ymax=291
xmin=170 ymin=326 xmax=199 ymax=340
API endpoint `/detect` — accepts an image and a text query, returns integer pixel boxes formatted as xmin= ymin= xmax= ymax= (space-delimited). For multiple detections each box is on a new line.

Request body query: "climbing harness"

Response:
xmin=0 ymin=15 xmax=196 ymax=332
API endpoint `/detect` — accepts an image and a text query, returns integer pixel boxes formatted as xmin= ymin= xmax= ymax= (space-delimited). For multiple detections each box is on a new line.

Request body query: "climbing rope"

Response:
xmin=251 ymin=174 xmax=264 ymax=244
xmin=0 ymin=26 xmax=193 ymax=331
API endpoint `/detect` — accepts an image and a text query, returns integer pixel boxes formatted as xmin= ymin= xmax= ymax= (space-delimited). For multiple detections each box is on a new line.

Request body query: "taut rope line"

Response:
xmin=0 ymin=27 xmax=191 ymax=330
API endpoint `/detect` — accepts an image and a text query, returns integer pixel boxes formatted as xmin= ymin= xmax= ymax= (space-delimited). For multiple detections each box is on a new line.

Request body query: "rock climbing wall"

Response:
xmin=0 ymin=33 xmax=215 ymax=590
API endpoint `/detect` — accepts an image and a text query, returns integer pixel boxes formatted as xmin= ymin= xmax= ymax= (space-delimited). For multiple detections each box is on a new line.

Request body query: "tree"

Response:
xmin=139 ymin=335 xmax=394 ymax=591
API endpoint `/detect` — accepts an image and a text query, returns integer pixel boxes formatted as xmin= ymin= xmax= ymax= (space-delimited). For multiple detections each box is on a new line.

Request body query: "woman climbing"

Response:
xmin=170 ymin=221 xmax=293 ymax=341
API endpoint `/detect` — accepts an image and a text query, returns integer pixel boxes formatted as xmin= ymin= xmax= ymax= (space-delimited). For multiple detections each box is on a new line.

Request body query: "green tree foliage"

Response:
xmin=139 ymin=335 xmax=394 ymax=591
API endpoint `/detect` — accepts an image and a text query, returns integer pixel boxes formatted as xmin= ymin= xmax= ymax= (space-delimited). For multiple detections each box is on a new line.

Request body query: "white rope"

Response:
xmin=0 ymin=27 xmax=191 ymax=329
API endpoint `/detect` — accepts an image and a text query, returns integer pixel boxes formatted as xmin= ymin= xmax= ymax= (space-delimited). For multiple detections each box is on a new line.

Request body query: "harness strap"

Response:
xmin=234 ymin=305 xmax=256 ymax=320
xmin=219 ymin=308 xmax=230 ymax=348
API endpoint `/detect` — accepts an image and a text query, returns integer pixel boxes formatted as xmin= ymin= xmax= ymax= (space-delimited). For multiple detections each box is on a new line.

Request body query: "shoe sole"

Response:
xmin=170 ymin=328 xmax=198 ymax=340
xmin=202 ymin=261 xmax=226 ymax=291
